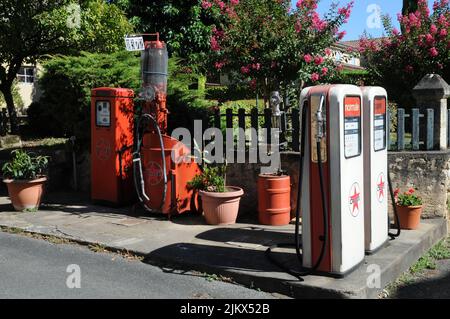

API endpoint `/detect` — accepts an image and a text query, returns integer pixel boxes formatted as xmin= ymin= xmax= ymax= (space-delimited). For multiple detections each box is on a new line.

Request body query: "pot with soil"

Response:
xmin=188 ymin=165 xmax=244 ymax=225
xmin=394 ymin=187 xmax=423 ymax=230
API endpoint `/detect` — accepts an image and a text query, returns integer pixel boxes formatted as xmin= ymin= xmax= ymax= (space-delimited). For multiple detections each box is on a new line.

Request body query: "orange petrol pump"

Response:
xmin=132 ymin=33 xmax=201 ymax=215
xmin=90 ymin=87 xmax=135 ymax=205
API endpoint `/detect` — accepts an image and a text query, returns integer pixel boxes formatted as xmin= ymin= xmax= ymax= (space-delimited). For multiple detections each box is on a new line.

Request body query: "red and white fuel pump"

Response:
xmin=361 ymin=86 xmax=401 ymax=252
xmin=267 ymin=85 xmax=366 ymax=277
xmin=299 ymin=85 xmax=365 ymax=276
xmin=361 ymin=87 xmax=389 ymax=254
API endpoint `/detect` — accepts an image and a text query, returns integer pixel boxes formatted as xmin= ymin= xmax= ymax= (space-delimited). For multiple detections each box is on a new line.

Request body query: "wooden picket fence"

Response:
xmin=210 ymin=107 xmax=301 ymax=152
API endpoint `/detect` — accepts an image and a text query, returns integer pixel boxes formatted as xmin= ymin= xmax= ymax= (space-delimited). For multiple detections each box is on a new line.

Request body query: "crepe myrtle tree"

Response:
xmin=202 ymin=0 xmax=354 ymax=105
xmin=359 ymin=0 xmax=450 ymax=105
xmin=0 ymin=0 xmax=132 ymax=133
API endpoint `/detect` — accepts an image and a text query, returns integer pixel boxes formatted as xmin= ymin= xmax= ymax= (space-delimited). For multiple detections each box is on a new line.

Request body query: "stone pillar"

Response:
xmin=413 ymin=74 xmax=450 ymax=150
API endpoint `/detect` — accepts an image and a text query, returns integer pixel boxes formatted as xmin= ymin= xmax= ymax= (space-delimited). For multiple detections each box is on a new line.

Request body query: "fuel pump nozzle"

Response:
xmin=316 ymin=95 xmax=326 ymax=142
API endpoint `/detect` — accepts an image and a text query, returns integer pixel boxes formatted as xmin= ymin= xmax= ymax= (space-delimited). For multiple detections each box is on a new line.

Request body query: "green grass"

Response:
xmin=384 ymin=237 xmax=450 ymax=296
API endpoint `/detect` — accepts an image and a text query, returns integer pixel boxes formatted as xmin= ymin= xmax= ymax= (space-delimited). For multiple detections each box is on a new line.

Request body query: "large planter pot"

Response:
xmin=258 ymin=174 xmax=291 ymax=226
xmin=3 ymin=177 xmax=47 ymax=211
xmin=396 ymin=205 xmax=422 ymax=230
xmin=199 ymin=186 xmax=244 ymax=225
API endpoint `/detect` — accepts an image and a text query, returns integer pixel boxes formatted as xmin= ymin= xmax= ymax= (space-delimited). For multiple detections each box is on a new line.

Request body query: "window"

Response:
xmin=17 ymin=67 xmax=35 ymax=83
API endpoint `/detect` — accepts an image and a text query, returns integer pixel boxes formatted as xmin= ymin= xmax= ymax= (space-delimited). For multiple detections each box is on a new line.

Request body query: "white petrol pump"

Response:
xmin=299 ymin=85 xmax=365 ymax=276
xmin=361 ymin=87 xmax=389 ymax=254
xmin=266 ymin=84 xmax=400 ymax=279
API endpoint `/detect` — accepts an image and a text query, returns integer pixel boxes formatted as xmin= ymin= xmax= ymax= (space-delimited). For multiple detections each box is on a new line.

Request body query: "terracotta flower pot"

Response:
xmin=3 ymin=177 xmax=47 ymax=211
xmin=199 ymin=186 xmax=244 ymax=225
xmin=258 ymin=174 xmax=291 ymax=226
xmin=396 ymin=205 xmax=422 ymax=230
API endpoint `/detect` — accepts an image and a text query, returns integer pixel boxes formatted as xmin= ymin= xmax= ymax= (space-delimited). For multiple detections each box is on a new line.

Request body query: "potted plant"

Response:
xmin=394 ymin=187 xmax=423 ymax=230
xmin=188 ymin=165 xmax=243 ymax=225
xmin=2 ymin=149 xmax=49 ymax=211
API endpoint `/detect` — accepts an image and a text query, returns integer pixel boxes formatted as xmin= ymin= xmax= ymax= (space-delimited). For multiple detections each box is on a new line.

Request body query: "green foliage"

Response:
xmin=188 ymin=166 xmax=226 ymax=193
xmin=2 ymin=149 xmax=49 ymax=180
xmin=409 ymin=254 xmax=436 ymax=274
xmin=206 ymin=85 xmax=256 ymax=102
xmin=166 ymin=57 xmax=215 ymax=133
xmin=360 ymin=1 xmax=450 ymax=105
xmin=0 ymin=81 xmax=23 ymax=111
xmin=395 ymin=188 xmax=423 ymax=207
xmin=388 ymin=102 xmax=398 ymax=133
xmin=28 ymin=50 xmax=140 ymax=140
xmin=205 ymin=0 xmax=354 ymax=101
xmin=428 ymin=239 xmax=450 ymax=260
xmin=329 ymin=69 xmax=371 ymax=86
xmin=114 ymin=0 xmax=215 ymax=68
xmin=28 ymin=52 xmax=214 ymax=142
xmin=0 ymin=0 xmax=133 ymax=131
xmin=79 ymin=0 xmax=134 ymax=53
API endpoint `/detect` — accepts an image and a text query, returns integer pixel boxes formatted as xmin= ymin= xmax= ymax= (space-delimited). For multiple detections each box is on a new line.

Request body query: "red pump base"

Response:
xmin=141 ymin=133 xmax=201 ymax=215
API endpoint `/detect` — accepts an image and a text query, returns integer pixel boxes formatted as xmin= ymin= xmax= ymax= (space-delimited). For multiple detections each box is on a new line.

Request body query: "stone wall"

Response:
xmin=388 ymin=150 xmax=450 ymax=220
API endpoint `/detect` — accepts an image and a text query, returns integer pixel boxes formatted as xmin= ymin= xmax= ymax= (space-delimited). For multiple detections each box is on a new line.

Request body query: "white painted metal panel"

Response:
xmin=362 ymin=87 xmax=389 ymax=253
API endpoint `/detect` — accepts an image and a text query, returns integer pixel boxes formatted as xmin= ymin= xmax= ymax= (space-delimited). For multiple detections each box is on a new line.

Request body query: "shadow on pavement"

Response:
xmin=392 ymin=270 xmax=450 ymax=299
xmin=195 ymin=226 xmax=298 ymax=247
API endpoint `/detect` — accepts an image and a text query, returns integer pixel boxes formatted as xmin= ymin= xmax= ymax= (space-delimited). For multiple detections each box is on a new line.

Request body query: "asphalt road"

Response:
xmin=0 ymin=232 xmax=276 ymax=299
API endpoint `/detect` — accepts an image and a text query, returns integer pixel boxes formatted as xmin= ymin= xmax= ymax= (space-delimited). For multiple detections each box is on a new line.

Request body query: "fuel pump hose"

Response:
xmin=133 ymin=113 xmax=168 ymax=212
xmin=265 ymin=102 xmax=329 ymax=280
xmin=387 ymin=167 xmax=401 ymax=239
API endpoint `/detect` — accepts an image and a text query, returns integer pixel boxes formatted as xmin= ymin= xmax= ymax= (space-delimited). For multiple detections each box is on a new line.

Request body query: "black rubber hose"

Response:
xmin=265 ymin=102 xmax=329 ymax=279
xmin=387 ymin=167 xmax=401 ymax=239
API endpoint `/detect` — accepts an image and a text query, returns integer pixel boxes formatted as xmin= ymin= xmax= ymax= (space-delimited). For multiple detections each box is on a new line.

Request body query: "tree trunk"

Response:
xmin=402 ymin=0 xmax=418 ymax=16
xmin=0 ymin=85 xmax=19 ymax=134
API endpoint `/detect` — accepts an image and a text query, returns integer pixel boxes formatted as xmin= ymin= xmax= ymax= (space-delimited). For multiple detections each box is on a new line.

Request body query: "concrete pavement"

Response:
xmin=0 ymin=192 xmax=447 ymax=298
xmin=0 ymin=231 xmax=276 ymax=299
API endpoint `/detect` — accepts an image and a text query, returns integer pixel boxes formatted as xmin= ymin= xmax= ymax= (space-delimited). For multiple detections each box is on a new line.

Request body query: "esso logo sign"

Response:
xmin=144 ymin=161 xmax=163 ymax=186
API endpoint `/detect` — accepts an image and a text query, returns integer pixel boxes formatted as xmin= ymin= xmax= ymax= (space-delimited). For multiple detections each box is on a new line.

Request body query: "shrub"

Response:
xmin=28 ymin=52 xmax=214 ymax=144
xmin=187 ymin=166 xmax=226 ymax=193
xmin=359 ymin=0 xmax=450 ymax=105
xmin=2 ymin=149 xmax=49 ymax=180
xmin=28 ymin=50 xmax=140 ymax=141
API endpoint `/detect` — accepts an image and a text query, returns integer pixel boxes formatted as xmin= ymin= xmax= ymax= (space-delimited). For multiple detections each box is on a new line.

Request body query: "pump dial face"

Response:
xmin=142 ymin=86 xmax=155 ymax=101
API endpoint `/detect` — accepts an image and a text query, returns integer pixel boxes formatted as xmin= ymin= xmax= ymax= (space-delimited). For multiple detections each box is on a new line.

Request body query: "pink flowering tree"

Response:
xmin=360 ymin=0 xmax=450 ymax=105
xmin=202 ymin=0 xmax=354 ymax=105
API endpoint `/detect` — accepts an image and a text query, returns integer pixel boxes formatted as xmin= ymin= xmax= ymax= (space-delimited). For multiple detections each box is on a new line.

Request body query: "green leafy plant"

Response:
xmin=394 ymin=187 xmax=423 ymax=207
xmin=187 ymin=166 xmax=226 ymax=193
xmin=2 ymin=150 xmax=49 ymax=180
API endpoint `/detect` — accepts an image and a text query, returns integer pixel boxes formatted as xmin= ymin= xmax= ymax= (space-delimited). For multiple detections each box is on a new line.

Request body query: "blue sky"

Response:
xmin=290 ymin=0 xmax=435 ymax=41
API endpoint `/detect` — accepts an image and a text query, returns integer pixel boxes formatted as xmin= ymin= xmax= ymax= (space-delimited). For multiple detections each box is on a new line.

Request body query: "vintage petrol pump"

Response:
xmin=361 ymin=87 xmax=389 ymax=254
xmin=90 ymin=87 xmax=135 ymax=205
xmin=132 ymin=33 xmax=201 ymax=215
xmin=267 ymin=85 xmax=365 ymax=277
xmin=361 ymin=86 xmax=401 ymax=252
xmin=299 ymin=85 xmax=365 ymax=276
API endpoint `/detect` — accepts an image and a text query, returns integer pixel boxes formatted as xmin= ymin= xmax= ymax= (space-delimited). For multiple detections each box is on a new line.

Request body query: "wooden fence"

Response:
xmin=211 ymin=106 xmax=449 ymax=153
xmin=388 ymin=108 xmax=449 ymax=151
xmin=210 ymin=107 xmax=300 ymax=152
